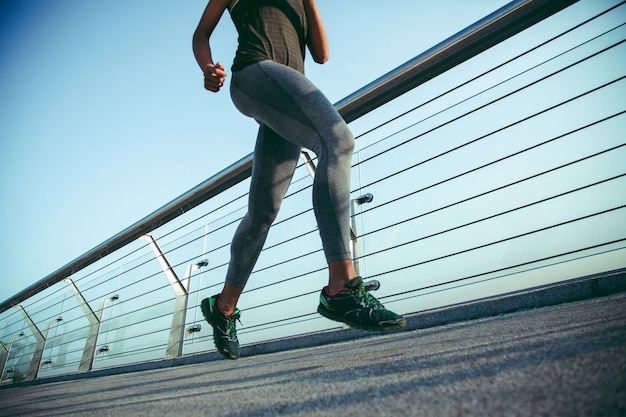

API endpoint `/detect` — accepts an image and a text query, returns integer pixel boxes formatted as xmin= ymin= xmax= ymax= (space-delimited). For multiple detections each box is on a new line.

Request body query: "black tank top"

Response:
xmin=229 ymin=0 xmax=307 ymax=74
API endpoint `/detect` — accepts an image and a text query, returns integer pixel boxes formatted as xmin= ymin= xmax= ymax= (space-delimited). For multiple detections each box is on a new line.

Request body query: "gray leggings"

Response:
xmin=225 ymin=60 xmax=355 ymax=288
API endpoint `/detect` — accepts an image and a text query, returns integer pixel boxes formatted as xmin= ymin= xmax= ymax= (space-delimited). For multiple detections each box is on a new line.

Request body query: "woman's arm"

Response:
xmin=192 ymin=0 xmax=232 ymax=92
xmin=303 ymin=0 xmax=329 ymax=64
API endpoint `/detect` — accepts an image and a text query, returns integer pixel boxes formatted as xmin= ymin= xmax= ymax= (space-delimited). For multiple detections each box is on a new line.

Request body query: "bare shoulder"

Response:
xmin=196 ymin=0 xmax=233 ymax=35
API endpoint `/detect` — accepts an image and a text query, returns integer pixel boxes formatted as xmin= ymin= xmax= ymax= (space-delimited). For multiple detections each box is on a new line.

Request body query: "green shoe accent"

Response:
xmin=317 ymin=277 xmax=406 ymax=331
xmin=201 ymin=295 xmax=241 ymax=360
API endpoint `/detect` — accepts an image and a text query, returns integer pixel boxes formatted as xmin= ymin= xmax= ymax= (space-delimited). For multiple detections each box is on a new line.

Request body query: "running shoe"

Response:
xmin=317 ymin=276 xmax=406 ymax=331
xmin=200 ymin=295 xmax=241 ymax=360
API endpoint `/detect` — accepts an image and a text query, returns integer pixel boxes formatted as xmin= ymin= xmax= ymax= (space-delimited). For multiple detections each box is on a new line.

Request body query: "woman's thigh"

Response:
xmin=230 ymin=60 xmax=351 ymax=156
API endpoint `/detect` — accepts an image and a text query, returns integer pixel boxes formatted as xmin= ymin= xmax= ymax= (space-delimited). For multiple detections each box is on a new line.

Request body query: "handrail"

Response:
xmin=336 ymin=0 xmax=578 ymax=122
xmin=0 ymin=0 xmax=578 ymax=314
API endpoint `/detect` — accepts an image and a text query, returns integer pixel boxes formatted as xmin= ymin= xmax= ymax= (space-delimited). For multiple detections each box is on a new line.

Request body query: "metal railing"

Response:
xmin=1 ymin=0 xmax=625 ymax=383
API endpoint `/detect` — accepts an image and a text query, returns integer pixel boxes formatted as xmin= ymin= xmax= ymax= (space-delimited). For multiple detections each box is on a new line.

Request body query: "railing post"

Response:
xmin=350 ymin=194 xmax=374 ymax=277
xmin=62 ymin=278 xmax=105 ymax=372
xmin=140 ymin=235 xmax=187 ymax=358
xmin=0 ymin=336 xmax=16 ymax=382
xmin=13 ymin=305 xmax=48 ymax=381
xmin=140 ymin=235 xmax=207 ymax=358
xmin=300 ymin=151 xmax=317 ymax=179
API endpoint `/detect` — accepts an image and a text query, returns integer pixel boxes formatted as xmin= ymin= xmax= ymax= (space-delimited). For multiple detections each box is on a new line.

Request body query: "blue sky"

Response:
xmin=1 ymin=0 xmax=520 ymax=303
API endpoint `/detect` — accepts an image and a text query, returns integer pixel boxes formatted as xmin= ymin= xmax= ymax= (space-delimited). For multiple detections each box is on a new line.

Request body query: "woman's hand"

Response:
xmin=203 ymin=61 xmax=228 ymax=92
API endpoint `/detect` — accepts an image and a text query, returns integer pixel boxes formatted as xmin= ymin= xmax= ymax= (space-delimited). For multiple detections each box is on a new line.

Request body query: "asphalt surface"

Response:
xmin=1 ymin=292 xmax=625 ymax=417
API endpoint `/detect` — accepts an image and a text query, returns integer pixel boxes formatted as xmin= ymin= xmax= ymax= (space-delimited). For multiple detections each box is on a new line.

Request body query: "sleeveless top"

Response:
xmin=229 ymin=0 xmax=308 ymax=74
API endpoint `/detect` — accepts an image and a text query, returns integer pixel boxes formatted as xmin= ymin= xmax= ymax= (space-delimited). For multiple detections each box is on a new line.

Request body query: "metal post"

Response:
xmin=300 ymin=151 xmax=317 ymax=179
xmin=0 ymin=336 xmax=16 ymax=382
xmin=350 ymin=194 xmax=374 ymax=277
xmin=140 ymin=235 xmax=201 ymax=359
xmin=13 ymin=305 xmax=47 ymax=381
xmin=140 ymin=235 xmax=187 ymax=297
xmin=62 ymin=278 xmax=104 ymax=372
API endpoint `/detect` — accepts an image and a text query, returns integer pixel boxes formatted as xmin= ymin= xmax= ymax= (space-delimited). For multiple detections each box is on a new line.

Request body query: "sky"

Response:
xmin=1 ymin=0 xmax=537 ymax=304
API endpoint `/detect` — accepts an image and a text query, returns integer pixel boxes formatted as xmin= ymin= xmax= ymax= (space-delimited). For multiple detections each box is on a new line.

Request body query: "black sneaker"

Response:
xmin=200 ymin=295 xmax=241 ymax=360
xmin=317 ymin=277 xmax=406 ymax=331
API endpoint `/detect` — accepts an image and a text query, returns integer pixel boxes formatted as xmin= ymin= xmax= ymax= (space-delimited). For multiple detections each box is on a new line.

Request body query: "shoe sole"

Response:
xmin=317 ymin=305 xmax=407 ymax=332
xmin=200 ymin=298 xmax=240 ymax=360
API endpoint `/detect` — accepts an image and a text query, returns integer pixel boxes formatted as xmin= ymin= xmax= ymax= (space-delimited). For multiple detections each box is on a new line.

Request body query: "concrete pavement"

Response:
xmin=1 ymin=291 xmax=624 ymax=417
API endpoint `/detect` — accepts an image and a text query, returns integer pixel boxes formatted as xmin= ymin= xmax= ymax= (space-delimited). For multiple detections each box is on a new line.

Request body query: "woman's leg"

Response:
xmin=218 ymin=125 xmax=302 ymax=313
xmin=229 ymin=61 xmax=356 ymax=288
xmin=203 ymin=124 xmax=302 ymax=359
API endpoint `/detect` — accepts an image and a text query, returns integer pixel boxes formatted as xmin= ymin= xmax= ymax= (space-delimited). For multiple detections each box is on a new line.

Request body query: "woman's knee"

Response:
xmin=327 ymin=123 xmax=355 ymax=159
xmin=247 ymin=204 xmax=281 ymax=232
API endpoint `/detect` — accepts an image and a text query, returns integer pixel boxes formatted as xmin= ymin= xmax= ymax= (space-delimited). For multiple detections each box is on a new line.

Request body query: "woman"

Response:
xmin=193 ymin=0 xmax=405 ymax=360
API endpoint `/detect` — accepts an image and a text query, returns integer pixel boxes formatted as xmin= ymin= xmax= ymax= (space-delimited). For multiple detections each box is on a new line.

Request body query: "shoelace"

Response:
xmin=351 ymin=284 xmax=384 ymax=309
xmin=225 ymin=311 xmax=242 ymax=341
